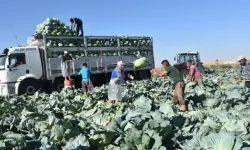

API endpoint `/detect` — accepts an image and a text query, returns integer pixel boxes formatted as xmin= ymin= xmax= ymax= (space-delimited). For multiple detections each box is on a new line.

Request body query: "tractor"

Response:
xmin=173 ymin=51 xmax=205 ymax=77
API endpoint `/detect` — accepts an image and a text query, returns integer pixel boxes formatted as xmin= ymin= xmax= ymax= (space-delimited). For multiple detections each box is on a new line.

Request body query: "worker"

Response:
xmin=108 ymin=61 xmax=134 ymax=104
xmin=69 ymin=17 xmax=83 ymax=36
xmin=61 ymin=51 xmax=72 ymax=81
xmin=78 ymin=63 xmax=92 ymax=96
xmin=237 ymin=56 xmax=250 ymax=88
xmin=151 ymin=60 xmax=186 ymax=112
xmin=186 ymin=60 xmax=204 ymax=88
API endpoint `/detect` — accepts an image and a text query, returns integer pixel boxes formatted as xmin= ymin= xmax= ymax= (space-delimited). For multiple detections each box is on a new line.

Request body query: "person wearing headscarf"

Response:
xmin=108 ymin=61 xmax=134 ymax=104
xmin=61 ymin=51 xmax=72 ymax=80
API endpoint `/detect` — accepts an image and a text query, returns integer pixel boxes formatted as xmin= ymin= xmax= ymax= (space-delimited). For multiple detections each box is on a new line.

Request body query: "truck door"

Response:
xmin=26 ymin=51 xmax=42 ymax=77
xmin=7 ymin=53 xmax=28 ymax=82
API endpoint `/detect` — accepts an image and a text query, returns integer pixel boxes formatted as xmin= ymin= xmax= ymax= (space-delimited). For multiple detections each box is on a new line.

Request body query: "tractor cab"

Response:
xmin=173 ymin=51 xmax=205 ymax=76
xmin=175 ymin=51 xmax=201 ymax=64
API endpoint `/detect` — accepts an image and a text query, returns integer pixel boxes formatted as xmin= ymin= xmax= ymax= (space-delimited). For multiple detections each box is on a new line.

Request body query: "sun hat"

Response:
xmin=238 ymin=56 xmax=246 ymax=62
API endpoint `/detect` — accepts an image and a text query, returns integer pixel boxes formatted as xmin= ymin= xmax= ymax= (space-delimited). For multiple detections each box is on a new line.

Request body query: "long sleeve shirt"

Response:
xmin=110 ymin=67 xmax=131 ymax=83
xmin=237 ymin=61 xmax=250 ymax=80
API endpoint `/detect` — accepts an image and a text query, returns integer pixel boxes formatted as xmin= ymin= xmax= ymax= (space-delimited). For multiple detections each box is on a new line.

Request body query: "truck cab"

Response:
xmin=0 ymin=47 xmax=43 ymax=95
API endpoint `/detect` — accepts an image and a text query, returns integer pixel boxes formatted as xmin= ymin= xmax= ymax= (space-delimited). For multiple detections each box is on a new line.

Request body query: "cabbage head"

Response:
xmin=133 ymin=57 xmax=147 ymax=70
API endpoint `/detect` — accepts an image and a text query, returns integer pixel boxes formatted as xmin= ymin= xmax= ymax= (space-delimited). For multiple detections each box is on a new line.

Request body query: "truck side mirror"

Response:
xmin=174 ymin=57 xmax=176 ymax=61
xmin=7 ymin=64 xmax=16 ymax=68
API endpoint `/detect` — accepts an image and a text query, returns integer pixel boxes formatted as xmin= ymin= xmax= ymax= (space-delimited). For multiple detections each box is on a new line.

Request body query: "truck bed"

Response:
xmin=29 ymin=35 xmax=154 ymax=81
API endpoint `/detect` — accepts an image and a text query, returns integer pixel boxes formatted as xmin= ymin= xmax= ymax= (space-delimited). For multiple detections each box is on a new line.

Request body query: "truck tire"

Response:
xmin=54 ymin=78 xmax=64 ymax=92
xmin=18 ymin=79 xmax=40 ymax=95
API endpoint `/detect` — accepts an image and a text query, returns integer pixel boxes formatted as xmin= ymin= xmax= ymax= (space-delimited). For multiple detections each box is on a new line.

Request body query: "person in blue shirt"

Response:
xmin=69 ymin=17 xmax=83 ymax=36
xmin=108 ymin=61 xmax=134 ymax=104
xmin=78 ymin=63 xmax=92 ymax=95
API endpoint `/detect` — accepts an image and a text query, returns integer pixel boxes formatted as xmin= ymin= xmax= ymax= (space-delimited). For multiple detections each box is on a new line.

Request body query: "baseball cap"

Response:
xmin=238 ymin=56 xmax=246 ymax=62
xmin=64 ymin=51 xmax=68 ymax=54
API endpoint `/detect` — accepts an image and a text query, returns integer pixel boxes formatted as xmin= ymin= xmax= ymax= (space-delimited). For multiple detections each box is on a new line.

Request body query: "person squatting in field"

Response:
xmin=237 ymin=56 xmax=250 ymax=88
xmin=186 ymin=60 xmax=204 ymax=88
xmin=108 ymin=61 xmax=134 ymax=104
xmin=151 ymin=60 xmax=186 ymax=112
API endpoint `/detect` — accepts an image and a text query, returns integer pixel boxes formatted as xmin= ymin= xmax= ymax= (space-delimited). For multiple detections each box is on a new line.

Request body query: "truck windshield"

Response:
xmin=179 ymin=54 xmax=200 ymax=63
xmin=0 ymin=55 xmax=6 ymax=70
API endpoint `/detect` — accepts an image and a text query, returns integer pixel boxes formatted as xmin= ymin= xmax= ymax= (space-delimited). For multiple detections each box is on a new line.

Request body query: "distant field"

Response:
xmin=204 ymin=64 xmax=238 ymax=69
xmin=203 ymin=57 xmax=250 ymax=69
xmin=203 ymin=57 xmax=250 ymax=66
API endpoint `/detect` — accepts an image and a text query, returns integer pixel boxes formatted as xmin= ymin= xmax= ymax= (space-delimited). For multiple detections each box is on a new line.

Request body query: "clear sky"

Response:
xmin=0 ymin=0 xmax=249 ymax=66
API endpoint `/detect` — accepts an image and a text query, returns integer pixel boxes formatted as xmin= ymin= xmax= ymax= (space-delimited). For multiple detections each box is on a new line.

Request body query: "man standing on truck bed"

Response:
xmin=186 ymin=60 xmax=204 ymax=88
xmin=61 ymin=51 xmax=73 ymax=81
xmin=69 ymin=17 xmax=83 ymax=36
xmin=237 ymin=56 xmax=250 ymax=88
xmin=151 ymin=60 xmax=186 ymax=112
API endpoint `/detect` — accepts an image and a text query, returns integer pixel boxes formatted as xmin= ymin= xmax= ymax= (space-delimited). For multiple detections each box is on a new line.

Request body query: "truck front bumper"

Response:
xmin=0 ymin=83 xmax=16 ymax=96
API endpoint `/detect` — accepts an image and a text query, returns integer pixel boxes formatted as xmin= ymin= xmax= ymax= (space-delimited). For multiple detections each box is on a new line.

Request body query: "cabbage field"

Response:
xmin=1 ymin=68 xmax=250 ymax=150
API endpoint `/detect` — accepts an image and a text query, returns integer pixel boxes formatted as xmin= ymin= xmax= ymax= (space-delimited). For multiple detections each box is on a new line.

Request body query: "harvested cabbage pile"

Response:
xmin=30 ymin=18 xmax=154 ymax=60
xmin=33 ymin=18 xmax=84 ymax=48
xmin=133 ymin=57 xmax=147 ymax=69
xmin=2 ymin=69 xmax=248 ymax=149
xmin=34 ymin=18 xmax=77 ymax=38
xmin=33 ymin=18 xmax=153 ymax=48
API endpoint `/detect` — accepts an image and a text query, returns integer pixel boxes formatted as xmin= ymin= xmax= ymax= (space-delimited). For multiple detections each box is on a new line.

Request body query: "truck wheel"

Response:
xmin=18 ymin=79 xmax=40 ymax=95
xmin=54 ymin=79 xmax=64 ymax=92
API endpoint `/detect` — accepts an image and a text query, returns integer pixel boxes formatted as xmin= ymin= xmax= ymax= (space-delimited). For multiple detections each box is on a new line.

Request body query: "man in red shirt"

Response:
xmin=186 ymin=60 xmax=204 ymax=88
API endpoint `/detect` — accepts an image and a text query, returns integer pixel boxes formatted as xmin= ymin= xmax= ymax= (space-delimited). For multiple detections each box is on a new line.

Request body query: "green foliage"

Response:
xmin=0 ymin=68 xmax=250 ymax=149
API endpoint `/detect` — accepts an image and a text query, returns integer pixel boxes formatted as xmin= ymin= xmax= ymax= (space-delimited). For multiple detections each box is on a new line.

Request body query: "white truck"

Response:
xmin=0 ymin=35 xmax=154 ymax=96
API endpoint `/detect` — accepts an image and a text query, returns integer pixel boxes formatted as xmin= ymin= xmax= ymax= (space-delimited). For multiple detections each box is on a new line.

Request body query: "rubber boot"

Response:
xmin=180 ymin=105 xmax=186 ymax=112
